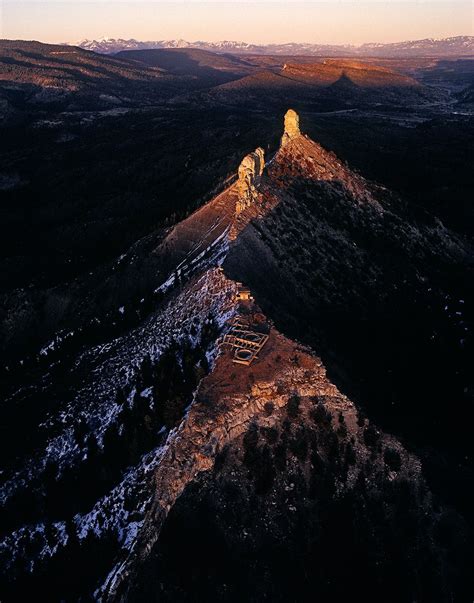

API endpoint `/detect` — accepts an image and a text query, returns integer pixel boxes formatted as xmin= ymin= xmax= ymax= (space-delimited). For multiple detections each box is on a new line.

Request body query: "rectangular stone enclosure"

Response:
xmin=220 ymin=317 xmax=269 ymax=366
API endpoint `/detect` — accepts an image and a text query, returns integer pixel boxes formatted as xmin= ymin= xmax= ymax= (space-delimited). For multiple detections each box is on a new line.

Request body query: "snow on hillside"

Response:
xmin=75 ymin=36 xmax=474 ymax=57
xmin=1 ymin=267 xmax=237 ymax=504
xmin=1 ymin=266 xmax=239 ymax=585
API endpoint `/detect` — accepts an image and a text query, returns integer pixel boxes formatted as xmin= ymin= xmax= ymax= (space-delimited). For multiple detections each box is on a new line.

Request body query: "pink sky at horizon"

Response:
xmin=1 ymin=1 xmax=472 ymax=46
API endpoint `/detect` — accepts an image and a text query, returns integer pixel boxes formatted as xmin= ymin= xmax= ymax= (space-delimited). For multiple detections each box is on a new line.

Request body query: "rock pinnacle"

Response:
xmin=281 ymin=109 xmax=301 ymax=146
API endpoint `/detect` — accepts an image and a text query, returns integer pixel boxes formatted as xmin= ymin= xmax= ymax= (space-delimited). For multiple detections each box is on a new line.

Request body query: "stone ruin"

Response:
xmin=221 ymin=316 xmax=269 ymax=366
xmin=236 ymin=147 xmax=265 ymax=214
xmin=281 ymin=109 xmax=301 ymax=146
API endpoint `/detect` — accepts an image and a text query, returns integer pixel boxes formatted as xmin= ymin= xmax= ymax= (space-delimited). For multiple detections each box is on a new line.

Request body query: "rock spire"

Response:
xmin=281 ymin=109 xmax=301 ymax=146
xmin=236 ymin=147 xmax=265 ymax=214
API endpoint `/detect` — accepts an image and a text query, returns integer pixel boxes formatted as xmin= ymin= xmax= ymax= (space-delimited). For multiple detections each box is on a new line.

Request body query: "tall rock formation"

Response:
xmin=235 ymin=147 xmax=265 ymax=214
xmin=281 ymin=109 xmax=301 ymax=146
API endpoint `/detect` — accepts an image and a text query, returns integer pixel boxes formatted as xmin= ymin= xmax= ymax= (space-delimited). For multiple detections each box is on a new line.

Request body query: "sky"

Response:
xmin=1 ymin=0 xmax=472 ymax=45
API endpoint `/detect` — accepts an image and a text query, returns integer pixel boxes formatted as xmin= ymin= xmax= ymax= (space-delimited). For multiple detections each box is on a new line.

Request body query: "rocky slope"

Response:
xmin=102 ymin=298 xmax=468 ymax=602
xmin=0 ymin=110 xmax=471 ymax=601
xmin=131 ymin=335 xmax=465 ymax=602
xmin=224 ymin=111 xmax=472 ymax=459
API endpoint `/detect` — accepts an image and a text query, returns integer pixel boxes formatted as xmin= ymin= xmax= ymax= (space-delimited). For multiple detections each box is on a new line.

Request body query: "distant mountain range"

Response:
xmin=76 ymin=36 xmax=474 ymax=57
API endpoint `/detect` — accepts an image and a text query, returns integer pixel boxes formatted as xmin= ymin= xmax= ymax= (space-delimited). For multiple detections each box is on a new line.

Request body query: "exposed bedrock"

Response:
xmin=236 ymin=147 xmax=265 ymax=214
xmin=281 ymin=108 xmax=301 ymax=146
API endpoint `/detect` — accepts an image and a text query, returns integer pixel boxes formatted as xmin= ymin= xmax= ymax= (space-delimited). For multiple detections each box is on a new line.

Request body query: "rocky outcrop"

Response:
xmin=281 ymin=108 xmax=301 ymax=146
xmin=233 ymin=110 xmax=301 ymax=215
xmin=101 ymin=323 xmax=336 ymax=601
xmin=100 ymin=297 xmax=425 ymax=602
xmin=235 ymin=147 xmax=265 ymax=214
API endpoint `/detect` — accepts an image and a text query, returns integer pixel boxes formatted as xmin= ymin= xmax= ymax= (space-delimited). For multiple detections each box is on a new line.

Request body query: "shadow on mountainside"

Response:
xmin=223 ymin=171 xmax=473 ymax=518
xmin=116 ymin=49 xmax=250 ymax=85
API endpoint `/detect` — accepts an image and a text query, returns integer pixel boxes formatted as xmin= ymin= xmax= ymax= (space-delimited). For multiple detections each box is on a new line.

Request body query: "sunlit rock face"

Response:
xmin=281 ymin=109 xmax=301 ymax=146
xmin=236 ymin=147 xmax=265 ymax=213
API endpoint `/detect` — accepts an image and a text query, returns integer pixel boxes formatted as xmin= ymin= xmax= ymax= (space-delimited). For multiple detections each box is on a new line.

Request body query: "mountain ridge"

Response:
xmin=97 ymin=112 xmax=471 ymax=601
xmin=0 ymin=109 xmax=472 ymax=602
xmin=74 ymin=35 xmax=474 ymax=57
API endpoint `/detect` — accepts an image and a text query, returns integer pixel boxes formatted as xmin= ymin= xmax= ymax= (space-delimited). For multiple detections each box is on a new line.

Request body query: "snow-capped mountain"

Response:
xmin=75 ymin=37 xmax=254 ymax=55
xmin=75 ymin=35 xmax=474 ymax=56
xmin=359 ymin=35 xmax=474 ymax=55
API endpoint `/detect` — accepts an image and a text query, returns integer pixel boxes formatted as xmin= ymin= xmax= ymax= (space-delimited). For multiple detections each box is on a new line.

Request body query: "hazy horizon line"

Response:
xmin=69 ymin=34 xmax=473 ymax=45
xmin=2 ymin=34 xmax=470 ymax=47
